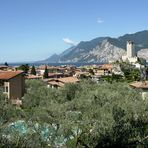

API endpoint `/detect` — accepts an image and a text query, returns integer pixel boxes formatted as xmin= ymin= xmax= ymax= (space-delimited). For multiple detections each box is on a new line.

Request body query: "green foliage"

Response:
xmin=0 ymin=93 xmax=22 ymax=123
xmin=88 ymin=69 xmax=94 ymax=75
xmin=0 ymin=80 xmax=147 ymax=147
xmin=60 ymin=83 xmax=81 ymax=101
xmin=4 ymin=62 xmax=8 ymax=66
xmin=120 ymin=62 xmax=141 ymax=82
xmin=30 ymin=65 xmax=36 ymax=75
xmin=18 ymin=64 xmax=29 ymax=74
xmin=138 ymin=57 xmax=146 ymax=66
xmin=102 ymin=74 xmax=124 ymax=83
xmin=43 ymin=66 xmax=48 ymax=78
xmin=146 ymin=67 xmax=148 ymax=80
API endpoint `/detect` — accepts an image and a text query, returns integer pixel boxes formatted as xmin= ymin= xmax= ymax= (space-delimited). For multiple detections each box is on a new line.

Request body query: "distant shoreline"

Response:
xmin=1 ymin=62 xmax=106 ymax=67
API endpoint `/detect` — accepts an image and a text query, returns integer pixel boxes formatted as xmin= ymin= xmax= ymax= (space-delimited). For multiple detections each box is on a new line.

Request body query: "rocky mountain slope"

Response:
xmin=138 ymin=48 xmax=148 ymax=60
xmin=41 ymin=30 xmax=148 ymax=63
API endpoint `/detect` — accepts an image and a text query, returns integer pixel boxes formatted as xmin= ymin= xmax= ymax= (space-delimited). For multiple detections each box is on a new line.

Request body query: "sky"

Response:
xmin=0 ymin=0 xmax=148 ymax=63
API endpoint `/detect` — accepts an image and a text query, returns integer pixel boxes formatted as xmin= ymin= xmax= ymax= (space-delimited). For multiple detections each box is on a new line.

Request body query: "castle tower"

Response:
xmin=127 ymin=41 xmax=135 ymax=58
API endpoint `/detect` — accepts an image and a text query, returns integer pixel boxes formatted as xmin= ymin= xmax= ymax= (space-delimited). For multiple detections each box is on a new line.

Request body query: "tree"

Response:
xmin=138 ymin=57 xmax=146 ymax=66
xmin=120 ymin=62 xmax=141 ymax=82
xmin=0 ymin=79 xmax=147 ymax=147
xmin=4 ymin=62 xmax=8 ymax=66
xmin=43 ymin=66 xmax=48 ymax=78
xmin=88 ymin=69 xmax=94 ymax=75
xmin=146 ymin=67 xmax=148 ymax=80
xmin=31 ymin=65 xmax=36 ymax=75
xmin=18 ymin=64 xmax=29 ymax=74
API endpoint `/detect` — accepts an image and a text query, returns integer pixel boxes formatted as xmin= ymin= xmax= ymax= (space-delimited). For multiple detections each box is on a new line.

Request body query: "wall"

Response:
xmin=4 ymin=82 xmax=10 ymax=99
xmin=9 ymin=74 xmax=25 ymax=100
xmin=141 ymin=89 xmax=148 ymax=100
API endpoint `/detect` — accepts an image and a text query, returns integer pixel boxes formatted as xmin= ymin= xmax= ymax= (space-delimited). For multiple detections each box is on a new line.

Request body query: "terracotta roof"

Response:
xmin=38 ymin=65 xmax=50 ymax=70
xmin=101 ymin=64 xmax=113 ymax=69
xmin=38 ymin=65 xmax=65 ymax=70
xmin=75 ymin=72 xmax=90 ymax=75
xmin=130 ymin=81 xmax=148 ymax=89
xmin=26 ymin=75 xmax=42 ymax=79
xmin=48 ymin=73 xmax=64 ymax=77
xmin=0 ymin=71 xmax=23 ymax=80
xmin=0 ymin=65 xmax=8 ymax=68
xmin=58 ymin=77 xmax=79 ymax=83
xmin=48 ymin=80 xmax=64 ymax=87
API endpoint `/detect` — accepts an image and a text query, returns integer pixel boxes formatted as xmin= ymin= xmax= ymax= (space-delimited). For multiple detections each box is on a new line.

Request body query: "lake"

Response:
xmin=7 ymin=62 xmax=106 ymax=67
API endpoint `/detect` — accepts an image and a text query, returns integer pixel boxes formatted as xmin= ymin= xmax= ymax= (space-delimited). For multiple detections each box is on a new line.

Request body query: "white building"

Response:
xmin=122 ymin=41 xmax=138 ymax=63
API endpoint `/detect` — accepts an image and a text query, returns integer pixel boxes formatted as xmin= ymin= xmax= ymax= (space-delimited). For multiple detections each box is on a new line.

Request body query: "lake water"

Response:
xmin=7 ymin=62 xmax=105 ymax=67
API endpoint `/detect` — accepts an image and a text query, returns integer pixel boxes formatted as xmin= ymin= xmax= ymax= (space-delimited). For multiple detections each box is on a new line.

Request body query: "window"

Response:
xmin=5 ymin=86 xmax=8 ymax=93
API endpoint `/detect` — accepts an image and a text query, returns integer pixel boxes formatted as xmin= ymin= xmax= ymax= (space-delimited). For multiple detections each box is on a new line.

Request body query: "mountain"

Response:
xmin=138 ymin=48 xmax=148 ymax=60
xmin=118 ymin=30 xmax=148 ymax=52
xmin=44 ymin=54 xmax=60 ymax=63
xmin=39 ymin=46 xmax=76 ymax=63
xmin=36 ymin=54 xmax=60 ymax=63
xmin=41 ymin=30 xmax=148 ymax=63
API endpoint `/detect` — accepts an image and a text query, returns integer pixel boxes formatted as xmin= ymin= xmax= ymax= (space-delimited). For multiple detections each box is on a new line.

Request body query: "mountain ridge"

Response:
xmin=40 ymin=30 xmax=148 ymax=63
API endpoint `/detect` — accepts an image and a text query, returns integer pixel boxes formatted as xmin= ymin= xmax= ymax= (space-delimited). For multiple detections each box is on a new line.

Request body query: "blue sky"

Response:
xmin=0 ymin=0 xmax=148 ymax=63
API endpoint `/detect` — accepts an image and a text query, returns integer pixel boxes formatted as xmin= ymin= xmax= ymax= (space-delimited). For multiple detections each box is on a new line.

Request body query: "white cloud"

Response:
xmin=97 ymin=17 xmax=104 ymax=24
xmin=63 ymin=38 xmax=77 ymax=46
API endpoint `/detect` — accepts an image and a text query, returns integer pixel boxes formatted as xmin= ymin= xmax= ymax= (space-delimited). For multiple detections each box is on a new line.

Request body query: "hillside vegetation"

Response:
xmin=0 ymin=80 xmax=148 ymax=147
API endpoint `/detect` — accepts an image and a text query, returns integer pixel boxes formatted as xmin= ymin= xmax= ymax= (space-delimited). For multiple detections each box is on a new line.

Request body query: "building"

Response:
xmin=26 ymin=74 xmax=43 ymax=80
xmin=130 ymin=81 xmax=148 ymax=99
xmin=48 ymin=73 xmax=65 ymax=78
xmin=47 ymin=79 xmax=65 ymax=88
xmin=122 ymin=41 xmax=138 ymax=63
xmin=0 ymin=65 xmax=9 ymax=71
xmin=48 ymin=77 xmax=79 ymax=88
xmin=0 ymin=71 xmax=25 ymax=103
xmin=127 ymin=40 xmax=135 ymax=58
xmin=94 ymin=64 xmax=113 ymax=76
xmin=74 ymin=71 xmax=90 ymax=78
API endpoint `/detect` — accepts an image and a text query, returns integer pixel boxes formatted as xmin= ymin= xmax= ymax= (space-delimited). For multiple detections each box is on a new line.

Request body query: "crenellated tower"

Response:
xmin=127 ymin=40 xmax=135 ymax=58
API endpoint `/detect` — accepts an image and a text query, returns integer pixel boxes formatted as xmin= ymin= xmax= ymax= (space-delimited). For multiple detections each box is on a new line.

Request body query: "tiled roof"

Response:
xmin=101 ymin=64 xmax=113 ymax=69
xmin=75 ymin=72 xmax=90 ymax=76
xmin=48 ymin=73 xmax=63 ymax=77
xmin=130 ymin=81 xmax=148 ymax=88
xmin=58 ymin=77 xmax=79 ymax=83
xmin=0 ymin=65 xmax=8 ymax=68
xmin=26 ymin=75 xmax=42 ymax=79
xmin=0 ymin=71 xmax=23 ymax=80
xmin=38 ymin=65 xmax=65 ymax=70
xmin=48 ymin=80 xmax=64 ymax=87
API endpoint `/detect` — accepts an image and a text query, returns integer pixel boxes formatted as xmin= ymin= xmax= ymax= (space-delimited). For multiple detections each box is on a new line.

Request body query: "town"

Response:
xmin=0 ymin=0 xmax=148 ymax=147
xmin=0 ymin=40 xmax=148 ymax=147
xmin=0 ymin=41 xmax=148 ymax=106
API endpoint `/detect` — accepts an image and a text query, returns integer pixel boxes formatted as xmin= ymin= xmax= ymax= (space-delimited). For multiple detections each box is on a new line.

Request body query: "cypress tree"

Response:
xmin=31 ymin=65 xmax=36 ymax=75
xmin=43 ymin=66 xmax=48 ymax=78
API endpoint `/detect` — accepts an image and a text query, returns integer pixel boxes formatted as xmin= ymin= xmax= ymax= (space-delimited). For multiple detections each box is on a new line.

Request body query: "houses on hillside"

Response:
xmin=26 ymin=63 xmax=115 ymax=84
xmin=0 ymin=40 xmax=147 ymax=104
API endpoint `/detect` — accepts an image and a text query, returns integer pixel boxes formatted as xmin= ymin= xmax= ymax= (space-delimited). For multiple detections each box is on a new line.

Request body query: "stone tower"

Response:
xmin=127 ymin=40 xmax=135 ymax=58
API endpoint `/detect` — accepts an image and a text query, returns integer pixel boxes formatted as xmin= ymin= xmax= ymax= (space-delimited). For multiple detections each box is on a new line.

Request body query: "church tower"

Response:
xmin=127 ymin=41 xmax=135 ymax=58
